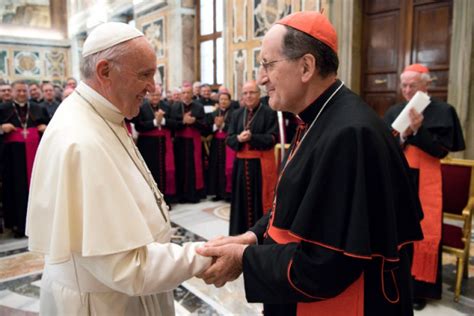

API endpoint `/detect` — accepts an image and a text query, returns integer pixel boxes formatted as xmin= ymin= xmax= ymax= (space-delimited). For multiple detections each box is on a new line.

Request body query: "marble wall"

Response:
xmin=134 ymin=1 xmax=196 ymax=91
xmin=0 ymin=42 xmax=70 ymax=84
xmin=225 ymin=0 xmax=325 ymax=98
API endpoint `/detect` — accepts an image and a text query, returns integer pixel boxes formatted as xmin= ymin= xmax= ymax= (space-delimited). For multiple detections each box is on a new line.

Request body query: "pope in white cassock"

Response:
xmin=26 ymin=22 xmax=212 ymax=315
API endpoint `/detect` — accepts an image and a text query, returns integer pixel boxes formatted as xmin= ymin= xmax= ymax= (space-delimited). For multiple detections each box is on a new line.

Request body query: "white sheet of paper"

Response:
xmin=391 ymin=91 xmax=430 ymax=133
xmin=204 ymin=105 xmax=215 ymax=113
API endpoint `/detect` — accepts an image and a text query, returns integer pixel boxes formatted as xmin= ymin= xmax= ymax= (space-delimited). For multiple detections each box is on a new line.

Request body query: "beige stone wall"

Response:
xmin=225 ymin=0 xmax=323 ymax=99
xmin=0 ymin=42 xmax=70 ymax=85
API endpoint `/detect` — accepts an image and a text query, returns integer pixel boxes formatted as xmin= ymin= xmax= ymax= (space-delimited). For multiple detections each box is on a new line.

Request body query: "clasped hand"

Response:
xmin=196 ymin=233 xmax=256 ymax=288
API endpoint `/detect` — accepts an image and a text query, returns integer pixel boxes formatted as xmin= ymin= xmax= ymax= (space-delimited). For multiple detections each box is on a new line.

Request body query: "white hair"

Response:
xmin=80 ymin=40 xmax=131 ymax=80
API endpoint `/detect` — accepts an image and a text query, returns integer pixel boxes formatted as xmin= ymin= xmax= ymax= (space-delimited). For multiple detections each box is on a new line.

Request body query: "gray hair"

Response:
xmin=80 ymin=40 xmax=131 ymax=80
xmin=281 ymin=26 xmax=339 ymax=78
xmin=420 ymin=72 xmax=432 ymax=83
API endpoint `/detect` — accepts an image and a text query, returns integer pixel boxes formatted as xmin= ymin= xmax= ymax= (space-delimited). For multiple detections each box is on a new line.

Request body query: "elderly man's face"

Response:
xmin=242 ymin=82 xmax=260 ymax=109
xmin=109 ymin=37 xmax=156 ymax=119
xmin=258 ymin=24 xmax=301 ymax=112
xmin=400 ymin=71 xmax=428 ymax=102
xmin=13 ymin=83 xmax=29 ymax=104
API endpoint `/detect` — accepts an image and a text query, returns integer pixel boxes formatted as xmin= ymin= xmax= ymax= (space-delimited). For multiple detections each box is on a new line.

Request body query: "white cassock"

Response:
xmin=26 ymin=82 xmax=212 ymax=315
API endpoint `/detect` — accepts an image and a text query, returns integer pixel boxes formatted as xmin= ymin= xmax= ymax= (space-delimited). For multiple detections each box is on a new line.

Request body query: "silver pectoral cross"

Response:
xmin=22 ymin=128 xmax=28 ymax=139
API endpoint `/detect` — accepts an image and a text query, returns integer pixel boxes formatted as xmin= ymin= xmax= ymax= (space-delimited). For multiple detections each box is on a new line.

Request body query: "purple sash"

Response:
xmin=175 ymin=127 xmax=204 ymax=189
xmin=4 ymin=127 xmax=40 ymax=187
xmin=215 ymin=130 xmax=235 ymax=193
xmin=139 ymin=128 xmax=176 ymax=195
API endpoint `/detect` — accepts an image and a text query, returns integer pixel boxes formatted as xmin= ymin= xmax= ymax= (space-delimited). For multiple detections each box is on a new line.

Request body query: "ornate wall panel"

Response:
xmin=45 ymin=50 xmax=66 ymax=78
xmin=233 ymin=49 xmax=247 ymax=98
xmin=14 ymin=51 xmax=41 ymax=77
xmin=233 ymin=0 xmax=247 ymax=43
xmin=0 ymin=50 xmax=7 ymax=76
xmin=143 ymin=17 xmax=165 ymax=58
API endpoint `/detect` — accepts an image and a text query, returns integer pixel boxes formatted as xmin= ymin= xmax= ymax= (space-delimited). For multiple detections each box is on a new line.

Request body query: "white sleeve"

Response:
xmin=76 ymin=241 xmax=211 ymax=296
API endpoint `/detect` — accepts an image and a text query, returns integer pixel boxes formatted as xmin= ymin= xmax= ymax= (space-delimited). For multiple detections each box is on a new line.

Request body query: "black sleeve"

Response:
xmin=133 ymin=107 xmax=156 ymax=132
xmin=226 ymin=111 xmax=242 ymax=151
xmin=405 ymin=125 xmax=449 ymax=158
xmin=248 ymin=212 xmax=271 ymax=243
xmin=243 ymin=242 xmax=365 ymax=303
xmin=190 ymin=104 xmax=208 ymax=133
xmin=248 ymin=108 xmax=278 ymax=149
xmin=167 ymin=103 xmax=184 ymax=130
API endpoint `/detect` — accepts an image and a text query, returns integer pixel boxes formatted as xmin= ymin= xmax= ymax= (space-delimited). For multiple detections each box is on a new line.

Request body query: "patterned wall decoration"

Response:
xmin=45 ymin=51 xmax=66 ymax=78
xmin=252 ymin=47 xmax=261 ymax=80
xmin=233 ymin=0 xmax=247 ymax=43
xmin=143 ymin=17 xmax=165 ymax=58
xmin=253 ymin=0 xmax=292 ymax=38
xmin=14 ymin=51 xmax=41 ymax=77
xmin=302 ymin=0 xmax=319 ymax=11
xmin=155 ymin=64 xmax=166 ymax=93
xmin=233 ymin=49 xmax=247 ymax=99
xmin=0 ymin=51 xmax=7 ymax=76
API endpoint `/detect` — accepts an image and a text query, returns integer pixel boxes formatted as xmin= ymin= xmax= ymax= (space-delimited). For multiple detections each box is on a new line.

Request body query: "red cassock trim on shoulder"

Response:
xmin=267 ymin=223 xmax=415 ymax=262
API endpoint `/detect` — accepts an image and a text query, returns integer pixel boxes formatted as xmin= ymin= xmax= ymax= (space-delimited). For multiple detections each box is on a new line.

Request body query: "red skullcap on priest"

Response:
xmin=276 ymin=11 xmax=338 ymax=54
xmin=403 ymin=63 xmax=429 ymax=74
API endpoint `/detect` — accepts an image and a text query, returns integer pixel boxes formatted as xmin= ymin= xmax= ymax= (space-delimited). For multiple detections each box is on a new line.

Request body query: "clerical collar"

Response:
xmin=297 ymin=79 xmax=343 ymax=125
xmin=247 ymin=102 xmax=260 ymax=113
xmin=14 ymin=101 xmax=27 ymax=107
xmin=76 ymin=82 xmax=124 ymax=124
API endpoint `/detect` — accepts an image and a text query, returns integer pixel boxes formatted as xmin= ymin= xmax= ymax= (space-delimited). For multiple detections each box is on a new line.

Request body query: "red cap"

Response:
xmin=403 ymin=64 xmax=429 ymax=73
xmin=277 ymin=11 xmax=337 ymax=54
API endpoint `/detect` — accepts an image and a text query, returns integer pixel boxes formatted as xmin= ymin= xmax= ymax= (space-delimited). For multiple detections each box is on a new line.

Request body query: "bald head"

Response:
xmin=242 ymin=81 xmax=260 ymax=109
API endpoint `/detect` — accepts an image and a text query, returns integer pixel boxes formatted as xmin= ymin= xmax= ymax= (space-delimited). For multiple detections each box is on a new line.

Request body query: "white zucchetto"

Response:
xmin=82 ymin=22 xmax=144 ymax=57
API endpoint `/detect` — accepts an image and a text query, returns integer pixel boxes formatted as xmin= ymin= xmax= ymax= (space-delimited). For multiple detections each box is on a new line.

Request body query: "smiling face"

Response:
xmin=258 ymin=24 xmax=303 ymax=113
xmin=13 ymin=82 xmax=29 ymax=104
xmin=241 ymin=81 xmax=260 ymax=109
xmin=108 ymin=37 xmax=156 ymax=118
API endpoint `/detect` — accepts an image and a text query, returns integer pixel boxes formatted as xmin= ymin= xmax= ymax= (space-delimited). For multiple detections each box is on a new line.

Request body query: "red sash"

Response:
xmin=139 ymin=128 xmax=176 ymax=195
xmin=175 ymin=127 xmax=204 ymax=189
xmin=215 ymin=130 xmax=235 ymax=193
xmin=404 ymin=145 xmax=441 ymax=283
xmin=236 ymin=145 xmax=276 ymax=213
xmin=267 ymin=220 xmax=364 ymax=316
xmin=4 ymin=127 xmax=40 ymax=187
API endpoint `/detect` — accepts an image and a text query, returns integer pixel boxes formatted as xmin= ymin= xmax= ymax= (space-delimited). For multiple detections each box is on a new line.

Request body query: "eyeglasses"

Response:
xmin=242 ymin=91 xmax=259 ymax=96
xmin=259 ymin=55 xmax=303 ymax=72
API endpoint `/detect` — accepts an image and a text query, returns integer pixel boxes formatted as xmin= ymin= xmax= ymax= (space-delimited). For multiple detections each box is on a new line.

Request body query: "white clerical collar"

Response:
xmin=77 ymin=82 xmax=121 ymax=114
xmin=75 ymin=82 xmax=124 ymax=124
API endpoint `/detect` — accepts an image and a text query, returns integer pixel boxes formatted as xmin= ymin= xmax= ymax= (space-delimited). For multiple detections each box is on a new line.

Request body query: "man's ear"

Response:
xmin=301 ymin=54 xmax=316 ymax=83
xmin=95 ymin=59 xmax=111 ymax=83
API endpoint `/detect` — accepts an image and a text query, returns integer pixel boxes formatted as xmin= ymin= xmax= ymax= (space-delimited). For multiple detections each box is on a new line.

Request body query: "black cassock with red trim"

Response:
xmin=242 ymin=80 xmax=423 ymax=316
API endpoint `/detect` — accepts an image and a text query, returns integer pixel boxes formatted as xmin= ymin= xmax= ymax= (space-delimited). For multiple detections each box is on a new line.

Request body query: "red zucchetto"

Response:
xmin=403 ymin=63 xmax=429 ymax=73
xmin=277 ymin=11 xmax=338 ymax=54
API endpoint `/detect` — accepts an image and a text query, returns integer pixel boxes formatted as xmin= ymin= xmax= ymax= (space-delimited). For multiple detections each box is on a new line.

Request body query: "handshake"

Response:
xmin=195 ymin=231 xmax=257 ymax=287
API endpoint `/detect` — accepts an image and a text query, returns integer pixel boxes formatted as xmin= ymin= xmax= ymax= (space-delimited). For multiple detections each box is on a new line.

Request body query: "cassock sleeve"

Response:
xmin=405 ymin=125 xmax=449 ymax=158
xmin=75 ymin=241 xmax=212 ymax=296
xmin=133 ymin=106 xmax=156 ymax=132
xmin=226 ymin=111 xmax=243 ymax=151
xmin=249 ymin=108 xmax=278 ymax=149
xmin=248 ymin=212 xmax=271 ymax=244
xmin=190 ymin=103 xmax=208 ymax=133
xmin=242 ymin=242 xmax=365 ymax=303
